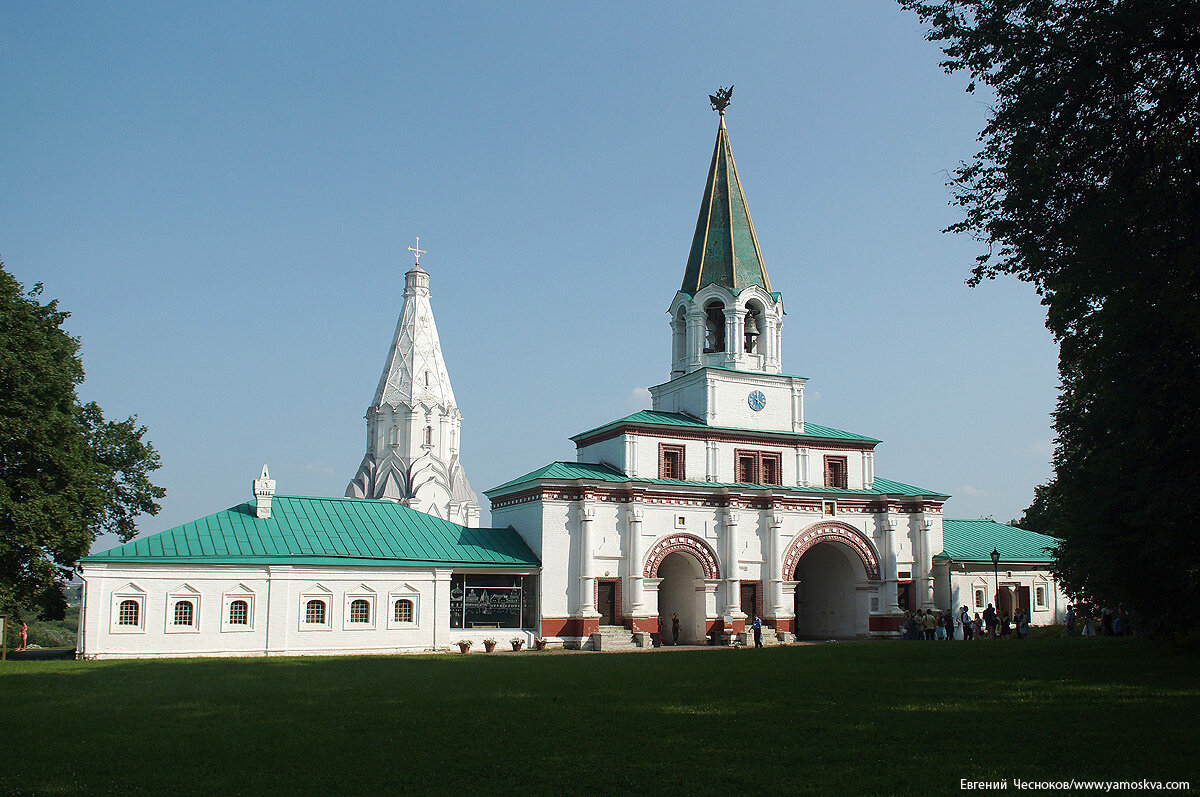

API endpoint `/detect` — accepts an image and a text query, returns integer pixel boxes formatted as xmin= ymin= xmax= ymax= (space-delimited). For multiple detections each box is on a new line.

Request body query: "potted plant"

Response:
xmin=533 ymin=636 xmax=547 ymax=651
xmin=510 ymin=638 xmax=524 ymax=651
xmin=483 ymin=638 xmax=497 ymax=653
xmin=456 ymin=640 xmax=471 ymax=653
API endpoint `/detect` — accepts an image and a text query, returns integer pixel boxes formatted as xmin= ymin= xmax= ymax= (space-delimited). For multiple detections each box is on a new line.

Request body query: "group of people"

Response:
xmin=900 ymin=604 xmax=1031 ymax=640
xmin=1064 ymin=605 xmax=1133 ymax=637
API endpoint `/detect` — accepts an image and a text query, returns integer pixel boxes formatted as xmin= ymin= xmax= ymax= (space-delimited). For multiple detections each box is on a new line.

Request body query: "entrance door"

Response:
xmin=1018 ymin=586 xmax=1031 ymax=616
xmin=597 ymin=581 xmax=616 ymax=625
xmin=740 ymin=583 xmax=759 ymax=619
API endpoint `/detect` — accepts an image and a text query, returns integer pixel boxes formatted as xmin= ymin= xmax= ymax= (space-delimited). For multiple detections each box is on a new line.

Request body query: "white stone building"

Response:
xmin=76 ymin=102 xmax=1068 ymax=659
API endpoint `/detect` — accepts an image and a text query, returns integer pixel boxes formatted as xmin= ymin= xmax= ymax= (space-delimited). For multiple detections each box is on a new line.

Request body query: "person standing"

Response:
xmin=751 ymin=615 xmax=763 ymax=648
xmin=983 ymin=604 xmax=997 ymax=638
xmin=1018 ymin=610 xmax=1030 ymax=639
xmin=922 ymin=610 xmax=937 ymax=640
xmin=671 ymin=613 xmax=681 ymax=646
xmin=943 ymin=610 xmax=954 ymax=640
xmin=960 ymin=606 xmax=973 ymax=641
xmin=18 ymin=621 xmax=28 ymax=652
xmin=1065 ymin=605 xmax=1076 ymax=637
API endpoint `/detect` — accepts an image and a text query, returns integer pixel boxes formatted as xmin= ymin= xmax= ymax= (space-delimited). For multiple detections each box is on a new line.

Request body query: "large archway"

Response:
xmin=657 ymin=552 xmax=706 ymax=645
xmin=792 ymin=542 xmax=862 ymax=639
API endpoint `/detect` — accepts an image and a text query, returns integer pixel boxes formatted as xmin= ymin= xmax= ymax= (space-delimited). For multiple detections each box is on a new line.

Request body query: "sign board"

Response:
xmin=0 ymin=615 xmax=6 ymax=660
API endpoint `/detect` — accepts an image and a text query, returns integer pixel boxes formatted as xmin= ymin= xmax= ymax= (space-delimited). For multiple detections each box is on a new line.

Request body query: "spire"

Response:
xmin=345 ymin=256 xmax=480 ymax=527
xmin=680 ymin=90 xmax=772 ymax=295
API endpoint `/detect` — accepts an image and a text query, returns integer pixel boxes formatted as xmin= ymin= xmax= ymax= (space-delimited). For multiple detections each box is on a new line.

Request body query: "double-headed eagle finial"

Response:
xmin=709 ymin=85 xmax=734 ymax=115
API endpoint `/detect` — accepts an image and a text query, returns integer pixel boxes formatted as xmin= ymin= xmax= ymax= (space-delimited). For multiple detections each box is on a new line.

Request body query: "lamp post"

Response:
xmin=990 ymin=548 xmax=1000 ymax=638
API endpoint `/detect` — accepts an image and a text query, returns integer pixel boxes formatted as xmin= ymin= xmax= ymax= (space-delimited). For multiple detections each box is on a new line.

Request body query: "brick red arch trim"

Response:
xmin=643 ymin=534 xmax=720 ymax=579
xmin=782 ymin=522 xmax=881 ymax=581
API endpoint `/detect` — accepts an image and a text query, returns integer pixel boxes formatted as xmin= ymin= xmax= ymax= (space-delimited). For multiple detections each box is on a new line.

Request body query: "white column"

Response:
xmin=798 ymin=448 xmax=809 ymax=487
xmin=671 ymin=317 xmax=686 ymax=377
xmin=626 ymin=504 xmax=645 ymax=614
xmin=625 ymin=436 xmax=638 ymax=478
xmin=791 ymin=385 xmax=804 ymax=433
xmin=919 ymin=519 xmax=935 ymax=608
xmin=578 ymin=503 xmax=599 ymax=617
xmin=883 ymin=519 xmax=900 ymax=613
xmin=686 ymin=309 xmax=705 ymax=370
xmin=766 ymin=512 xmax=784 ymax=624
xmin=438 ymin=411 xmax=450 ymax=460
xmin=724 ymin=506 xmax=742 ymax=618
xmin=706 ymin=440 xmax=718 ymax=482
xmin=724 ymin=307 xmax=741 ymax=367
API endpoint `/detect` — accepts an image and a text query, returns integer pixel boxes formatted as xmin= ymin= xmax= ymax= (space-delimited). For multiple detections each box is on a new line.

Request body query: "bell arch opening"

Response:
xmin=744 ymin=300 xmax=765 ymax=354
xmin=703 ymin=301 xmax=726 ymax=353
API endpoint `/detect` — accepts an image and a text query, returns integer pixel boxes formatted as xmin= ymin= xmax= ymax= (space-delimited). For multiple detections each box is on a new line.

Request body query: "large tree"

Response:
xmin=0 ymin=262 xmax=164 ymax=623
xmin=901 ymin=0 xmax=1200 ymax=635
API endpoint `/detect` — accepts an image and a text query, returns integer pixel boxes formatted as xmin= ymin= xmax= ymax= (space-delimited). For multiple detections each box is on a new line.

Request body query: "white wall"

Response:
xmin=78 ymin=563 xmax=537 ymax=659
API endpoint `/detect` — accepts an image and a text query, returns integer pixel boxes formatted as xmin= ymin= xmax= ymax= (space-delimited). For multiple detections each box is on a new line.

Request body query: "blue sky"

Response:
xmin=0 ymin=2 xmax=1058 ymax=540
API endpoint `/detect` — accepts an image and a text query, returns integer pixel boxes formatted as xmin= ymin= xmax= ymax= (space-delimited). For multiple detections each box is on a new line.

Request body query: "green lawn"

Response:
xmin=1 ymin=638 xmax=1196 ymax=794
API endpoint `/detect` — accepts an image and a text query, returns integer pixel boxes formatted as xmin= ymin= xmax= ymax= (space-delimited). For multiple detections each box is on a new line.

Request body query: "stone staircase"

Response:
xmin=590 ymin=625 xmax=642 ymax=652
xmin=738 ymin=624 xmax=790 ymax=647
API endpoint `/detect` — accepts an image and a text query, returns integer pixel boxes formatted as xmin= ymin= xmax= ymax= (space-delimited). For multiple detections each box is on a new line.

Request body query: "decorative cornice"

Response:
xmin=573 ymin=423 xmax=877 ymax=452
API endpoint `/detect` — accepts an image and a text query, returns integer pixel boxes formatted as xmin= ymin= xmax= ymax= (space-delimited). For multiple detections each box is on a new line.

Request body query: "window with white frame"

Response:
xmin=394 ymin=599 xmax=414 ymax=623
xmin=118 ymin=599 xmax=140 ymax=626
xmin=974 ymin=589 xmax=985 ymax=609
xmin=1035 ymin=585 xmax=1048 ymax=610
xmin=350 ymin=599 xmax=371 ymax=623
xmin=173 ymin=600 xmax=194 ymax=626
xmin=229 ymin=600 xmax=249 ymax=625
xmin=305 ymin=599 xmax=327 ymax=625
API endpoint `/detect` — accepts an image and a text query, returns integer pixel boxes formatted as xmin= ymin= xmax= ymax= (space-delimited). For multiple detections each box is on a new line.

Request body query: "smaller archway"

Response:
xmin=743 ymin=300 xmax=765 ymax=354
xmin=793 ymin=542 xmax=860 ymax=638
xmin=658 ymin=552 xmax=705 ymax=644
xmin=703 ymin=301 xmax=726 ymax=353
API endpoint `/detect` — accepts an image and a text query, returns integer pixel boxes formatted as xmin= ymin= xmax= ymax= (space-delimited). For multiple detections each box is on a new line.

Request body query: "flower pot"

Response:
xmin=511 ymin=640 xmax=524 ymax=651
xmin=483 ymin=640 xmax=497 ymax=653
xmin=533 ymin=638 xmax=547 ymax=651
xmin=457 ymin=642 xmax=471 ymax=654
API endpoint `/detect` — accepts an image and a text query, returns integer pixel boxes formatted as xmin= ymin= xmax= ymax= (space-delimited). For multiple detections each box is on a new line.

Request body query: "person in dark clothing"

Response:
xmin=671 ymin=613 xmax=681 ymax=645
xmin=943 ymin=610 xmax=954 ymax=640
xmin=751 ymin=615 xmax=763 ymax=648
xmin=983 ymin=604 xmax=997 ymax=638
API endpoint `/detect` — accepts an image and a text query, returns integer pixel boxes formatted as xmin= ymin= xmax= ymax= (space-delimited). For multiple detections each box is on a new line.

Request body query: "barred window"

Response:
xmin=974 ymin=589 xmax=985 ymax=609
xmin=118 ymin=599 xmax=140 ymax=626
xmin=394 ymin=599 xmax=414 ymax=623
xmin=173 ymin=600 xmax=194 ymax=626
xmin=305 ymin=599 xmax=326 ymax=624
xmin=350 ymin=599 xmax=371 ymax=623
xmin=229 ymin=600 xmax=249 ymax=625
xmin=1035 ymin=586 xmax=1047 ymax=609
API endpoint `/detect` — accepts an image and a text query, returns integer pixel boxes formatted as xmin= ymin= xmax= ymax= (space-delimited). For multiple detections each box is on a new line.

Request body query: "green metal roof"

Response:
xmin=935 ymin=518 xmax=1058 ymax=564
xmin=485 ymin=461 xmax=947 ymax=500
xmin=80 ymin=495 xmax=539 ymax=568
xmin=569 ymin=410 xmax=880 ymax=445
xmin=681 ymin=117 xmax=771 ymax=295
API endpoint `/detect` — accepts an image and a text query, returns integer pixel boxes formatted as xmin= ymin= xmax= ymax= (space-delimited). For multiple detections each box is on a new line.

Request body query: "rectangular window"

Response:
xmin=451 ymin=574 xmax=534 ymax=629
xmin=760 ymin=453 xmax=781 ymax=486
xmin=824 ymin=456 xmax=848 ymax=489
xmin=736 ymin=453 xmax=758 ymax=484
xmin=975 ymin=589 xmax=985 ymax=609
xmin=1035 ymin=585 xmax=1047 ymax=610
xmin=659 ymin=444 xmax=685 ymax=480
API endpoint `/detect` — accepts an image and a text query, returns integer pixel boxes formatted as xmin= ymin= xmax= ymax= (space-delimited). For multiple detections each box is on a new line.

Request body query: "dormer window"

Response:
xmin=659 ymin=444 xmax=685 ymax=480
xmin=824 ymin=456 xmax=848 ymax=489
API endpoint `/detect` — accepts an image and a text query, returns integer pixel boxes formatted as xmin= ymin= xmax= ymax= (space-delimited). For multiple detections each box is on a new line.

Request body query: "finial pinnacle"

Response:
xmin=407 ymin=236 xmax=427 ymax=267
xmin=709 ymin=85 xmax=734 ymax=115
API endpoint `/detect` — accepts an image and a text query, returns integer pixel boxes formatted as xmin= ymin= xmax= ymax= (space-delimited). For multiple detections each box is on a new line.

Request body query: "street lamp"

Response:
xmin=990 ymin=548 xmax=1000 ymax=637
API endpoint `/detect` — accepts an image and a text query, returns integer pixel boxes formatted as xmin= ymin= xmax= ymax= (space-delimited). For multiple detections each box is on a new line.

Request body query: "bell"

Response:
xmin=744 ymin=312 xmax=760 ymax=335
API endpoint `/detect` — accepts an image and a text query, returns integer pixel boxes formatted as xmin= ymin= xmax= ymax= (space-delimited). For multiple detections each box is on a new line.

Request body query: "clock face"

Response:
xmin=748 ymin=390 xmax=766 ymax=412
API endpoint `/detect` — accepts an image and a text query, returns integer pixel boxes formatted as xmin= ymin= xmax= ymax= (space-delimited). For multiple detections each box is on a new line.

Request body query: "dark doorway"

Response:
xmin=1018 ymin=586 xmax=1031 ymax=616
xmin=597 ymin=581 xmax=617 ymax=625
xmin=740 ymin=582 xmax=759 ymax=619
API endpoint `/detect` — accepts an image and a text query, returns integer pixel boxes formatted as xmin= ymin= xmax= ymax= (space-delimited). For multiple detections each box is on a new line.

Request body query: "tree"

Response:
xmin=0 ymin=262 xmax=164 ymax=622
xmin=901 ymin=0 xmax=1200 ymax=635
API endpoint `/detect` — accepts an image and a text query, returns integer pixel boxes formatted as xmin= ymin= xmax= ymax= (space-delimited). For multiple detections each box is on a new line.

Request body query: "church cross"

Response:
xmin=408 ymin=236 xmax=427 ymax=266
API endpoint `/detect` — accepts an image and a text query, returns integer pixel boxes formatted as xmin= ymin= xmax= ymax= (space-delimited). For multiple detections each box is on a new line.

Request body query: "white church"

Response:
xmin=75 ymin=99 xmax=1066 ymax=658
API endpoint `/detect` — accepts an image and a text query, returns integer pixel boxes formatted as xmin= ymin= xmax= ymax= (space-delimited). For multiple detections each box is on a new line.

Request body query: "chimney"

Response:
xmin=253 ymin=464 xmax=276 ymax=519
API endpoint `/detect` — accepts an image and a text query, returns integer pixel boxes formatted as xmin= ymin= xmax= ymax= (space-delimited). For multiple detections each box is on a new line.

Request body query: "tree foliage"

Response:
xmin=901 ymin=0 xmax=1200 ymax=635
xmin=0 ymin=263 xmax=164 ymax=621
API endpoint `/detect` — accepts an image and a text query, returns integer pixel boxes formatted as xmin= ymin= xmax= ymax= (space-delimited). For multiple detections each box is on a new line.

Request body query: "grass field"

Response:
xmin=1 ymin=638 xmax=1196 ymax=795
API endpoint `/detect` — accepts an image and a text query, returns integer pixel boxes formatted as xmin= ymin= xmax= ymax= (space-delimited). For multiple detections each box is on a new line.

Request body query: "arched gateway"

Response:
xmin=644 ymin=534 xmax=719 ymax=645
xmin=783 ymin=522 xmax=880 ymax=639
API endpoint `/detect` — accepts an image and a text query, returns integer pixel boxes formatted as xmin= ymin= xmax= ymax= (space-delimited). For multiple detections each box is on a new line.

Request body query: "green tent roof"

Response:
xmin=681 ymin=117 xmax=771 ymax=295
xmin=80 ymin=495 xmax=539 ymax=568
xmin=485 ymin=461 xmax=946 ymax=500
xmin=935 ymin=519 xmax=1058 ymax=564
xmin=570 ymin=410 xmax=880 ymax=445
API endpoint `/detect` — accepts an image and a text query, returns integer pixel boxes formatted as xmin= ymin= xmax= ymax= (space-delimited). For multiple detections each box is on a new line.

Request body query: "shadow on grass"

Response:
xmin=1 ymin=639 xmax=1197 ymax=794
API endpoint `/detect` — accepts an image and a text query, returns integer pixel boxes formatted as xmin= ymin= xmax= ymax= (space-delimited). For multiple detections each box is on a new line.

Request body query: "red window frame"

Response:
xmin=824 ymin=455 xmax=848 ymax=489
xmin=658 ymin=444 xmax=685 ymax=480
xmin=734 ymin=450 xmax=783 ymax=485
